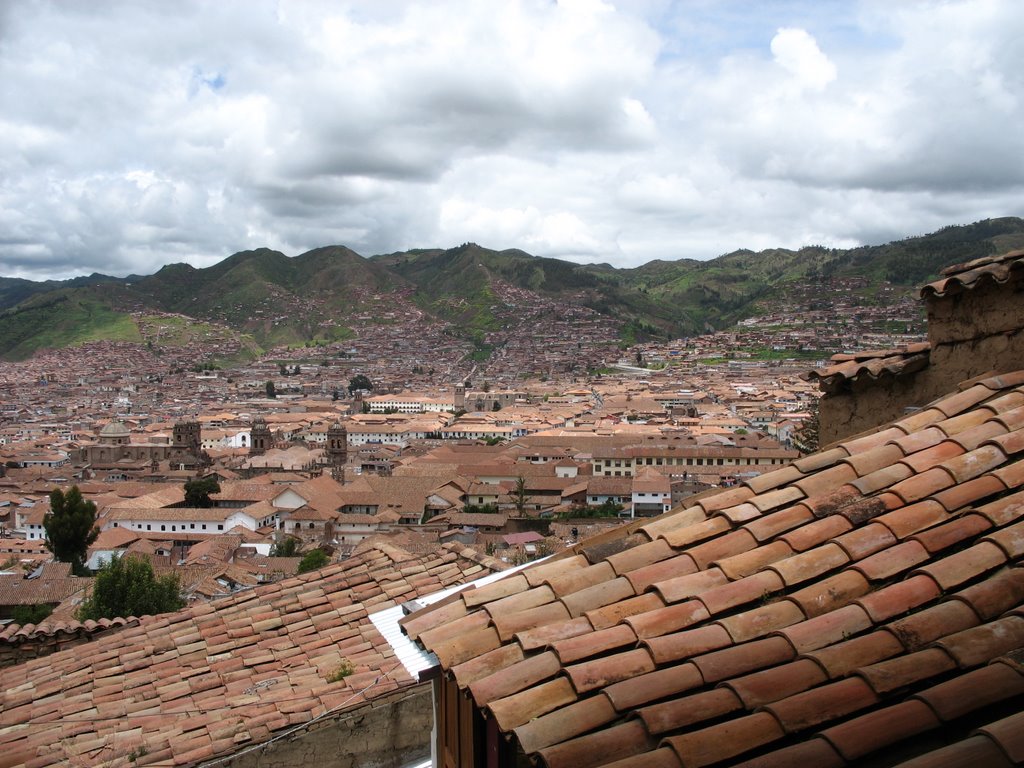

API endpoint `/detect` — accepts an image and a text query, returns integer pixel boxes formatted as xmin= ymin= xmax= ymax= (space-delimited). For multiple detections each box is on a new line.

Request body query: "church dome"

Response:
xmin=99 ymin=421 xmax=130 ymax=439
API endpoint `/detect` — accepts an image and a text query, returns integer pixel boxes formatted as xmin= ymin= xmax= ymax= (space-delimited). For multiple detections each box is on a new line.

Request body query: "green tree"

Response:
xmin=183 ymin=476 xmax=220 ymax=508
xmin=271 ymin=536 xmax=301 ymax=557
xmin=348 ymin=374 xmax=373 ymax=394
xmin=12 ymin=603 xmax=53 ymax=626
xmin=513 ymin=476 xmax=528 ymax=516
xmin=265 ymin=380 xmax=277 ymax=398
xmin=297 ymin=548 xmax=330 ymax=573
xmin=78 ymin=554 xmax=184 ymax=620
xmin=44 ymin=486 xmax=99 ymax=575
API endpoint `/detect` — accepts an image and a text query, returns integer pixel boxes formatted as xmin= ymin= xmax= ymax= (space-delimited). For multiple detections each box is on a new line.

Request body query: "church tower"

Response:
xmin=250 ymin=417 xmax=271 ymax=456
xmin=327 ymin=421 xmax=348 ymax=467
xmin=454 ymin=383 xmax=466 ymax=411
xmin=173 ymin=420 xmax=201 ymax=456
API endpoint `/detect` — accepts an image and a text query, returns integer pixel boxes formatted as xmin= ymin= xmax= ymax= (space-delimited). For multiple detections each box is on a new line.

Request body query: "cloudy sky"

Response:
xmin=1 ymin=0 xmax=1021 ymax=280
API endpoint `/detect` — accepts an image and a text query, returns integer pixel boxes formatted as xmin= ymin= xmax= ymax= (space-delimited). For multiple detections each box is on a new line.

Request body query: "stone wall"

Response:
xmin=222 ymin=684 xmax=433 ymax=768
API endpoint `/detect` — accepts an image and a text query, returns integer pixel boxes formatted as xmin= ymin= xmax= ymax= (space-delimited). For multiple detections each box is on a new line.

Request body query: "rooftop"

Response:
xmin=403 ymin=369 xmax=1024 ymax=768
xmin=0 ymin=542 xmax=505 ymax=767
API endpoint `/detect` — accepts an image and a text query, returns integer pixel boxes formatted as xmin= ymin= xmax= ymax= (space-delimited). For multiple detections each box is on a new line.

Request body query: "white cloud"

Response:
xmin=770 ymin=27 xmax=837 ymax=90
xmin=0 ymin=0 xmax=1021 ymax=280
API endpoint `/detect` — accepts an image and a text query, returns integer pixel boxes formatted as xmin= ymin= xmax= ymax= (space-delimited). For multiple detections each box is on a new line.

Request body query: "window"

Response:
xmin=217 ymin=524 xmax=224 ymax=530
xmin=147 ymin=524 xmax=152 ymax=531
xmin=202 ymin=524 xmax=207 ymax=530
xmin=161 ymin=524 xmax=166 ymax=531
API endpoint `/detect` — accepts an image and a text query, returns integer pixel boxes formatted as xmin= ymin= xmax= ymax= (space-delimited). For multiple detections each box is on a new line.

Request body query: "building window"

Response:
xmin=217 ymin=524 xmax=223 ymax=530
xmin=161 ymin=525 xmax=166 ymax=531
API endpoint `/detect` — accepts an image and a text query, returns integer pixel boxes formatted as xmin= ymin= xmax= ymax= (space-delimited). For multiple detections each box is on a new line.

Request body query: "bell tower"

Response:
xmin=250 ymin=417 xmax=271 ymax=455
xmin=327 ymin=421 xmax=348 ymax=467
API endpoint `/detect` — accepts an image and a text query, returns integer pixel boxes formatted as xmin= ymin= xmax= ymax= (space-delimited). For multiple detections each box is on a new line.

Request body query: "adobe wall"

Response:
xmin=926 ymin=281 xmax=1024 ymax=344
xmin=224 ymin=684 xmax=432 ymax=768
xmin=820 ymin=276 xmax=1024 ymax=445
xmin=818 ymin=373 xmax=924 ymax=447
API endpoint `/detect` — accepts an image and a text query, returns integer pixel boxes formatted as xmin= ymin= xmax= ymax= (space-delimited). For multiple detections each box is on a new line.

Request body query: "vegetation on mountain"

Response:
xmin=1 ymin=217 xmax=1022 ymax=362
xmin=43 ymin=486 xmax=100 ymax=576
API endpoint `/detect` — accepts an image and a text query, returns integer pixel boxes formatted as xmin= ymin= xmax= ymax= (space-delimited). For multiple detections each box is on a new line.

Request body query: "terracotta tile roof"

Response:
xmin=0 ymin=616 xmax=140 ymax=644
xmin=404 ymin=370 xmax=1024 ymax=768
xmin=921 ymin=249 xmax=1024 ymax=298
xmin=804 ymin=342 xmax=931 ymax=393
xmin=0 ymin=542 xmax=505 ymax=767
xmin=0 ymin=575 xmax=91 ymax=607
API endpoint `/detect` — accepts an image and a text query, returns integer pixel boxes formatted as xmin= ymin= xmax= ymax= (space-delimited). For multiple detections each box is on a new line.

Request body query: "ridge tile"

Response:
xmin=715 ymin=600 xmax=806 ymax=644
xmin=769 ymin=542 xmax=849 ymax=586
xmin=514 ymin=694 xmax=617 ymax=756
xmin=912 ymin=540 xmax=1008 ymax=590
xmin=538 ymin=720 xmax=654 ymax=768
xmin=884 ymin=600 xmax=980 ymax=651
xmin=565 ymin=647 xmax=656 ymax=693
xmin=914 ymin=663 xmax=1024 ymax=722
xmin=468 ymin=650 xmax=562 ymax=705
xmin=638 ymin=687 xmax=741 ymax=735
xmin=622 ymin=553 xmax=699 ymax=594
xmin=691 ymin=635 xmax=795 ymax=684
xmin=949 ymin=567 xmax=1024 ymax=620
xmin=724 ymin=657 xmax=828 ymax=708
xmin=802 ymin=630 xmax=904 ymax=679
xmin=715 ymin=541 xmax=794 ymax=580
xmin=603 ymin=662 xmax=703 ymax=711
xmin=662 ymin=711 xmax=785 ymax=768
xmin=743 ymin=504 xmax=815 ymax=543
xmin=778 ymin=603 xmax=872 ymax=653
xmin=624 ymin=599 xmax=710 ymax=640
xmin=488 ymin=676 xmax=577 ymax=731
xmin=855 ymin=574 xmax=942 ymax=623
xmin=855 ymin=647 xmax=956 ymax=694
xmin=933 ymin=615 xmax=1024 ymax=668
xmin=819 ymin=698 xmax=940 ymax=762
xmin=765 ymin=676 xmax=879 ymax=733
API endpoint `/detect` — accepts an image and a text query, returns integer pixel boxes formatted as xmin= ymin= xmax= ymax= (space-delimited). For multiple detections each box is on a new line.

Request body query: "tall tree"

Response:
xmin=78 ymin=554 xmax=184 ymax=620
xmin=265 ymin=380 xmax=277 ymax=398
xmin=297 ymin=548 xmax=330 ymax=573
xmin=271 ymin=536 xmax=301 ymax=557
xmin=183 ymin=476 xmax=220 ymax=508
xmin=348 ymin=374 xmax=373 ymax=394
xmin=44 ymin=486 xmax=99 ymax=575
xmin=513 ymin=476 xmax=528 ymax=516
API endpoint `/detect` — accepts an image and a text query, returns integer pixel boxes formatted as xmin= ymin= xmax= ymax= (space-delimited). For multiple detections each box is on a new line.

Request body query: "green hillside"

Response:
xmin=0 ymin=217 xmax=1021 ymax=361
xmin=0 ymin=289 xmax=141 ymax=359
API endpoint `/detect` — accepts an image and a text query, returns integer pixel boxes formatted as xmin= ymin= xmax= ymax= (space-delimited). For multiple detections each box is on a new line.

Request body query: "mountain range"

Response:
xmin=1 ymin=217 xmax=1022 ymax=362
